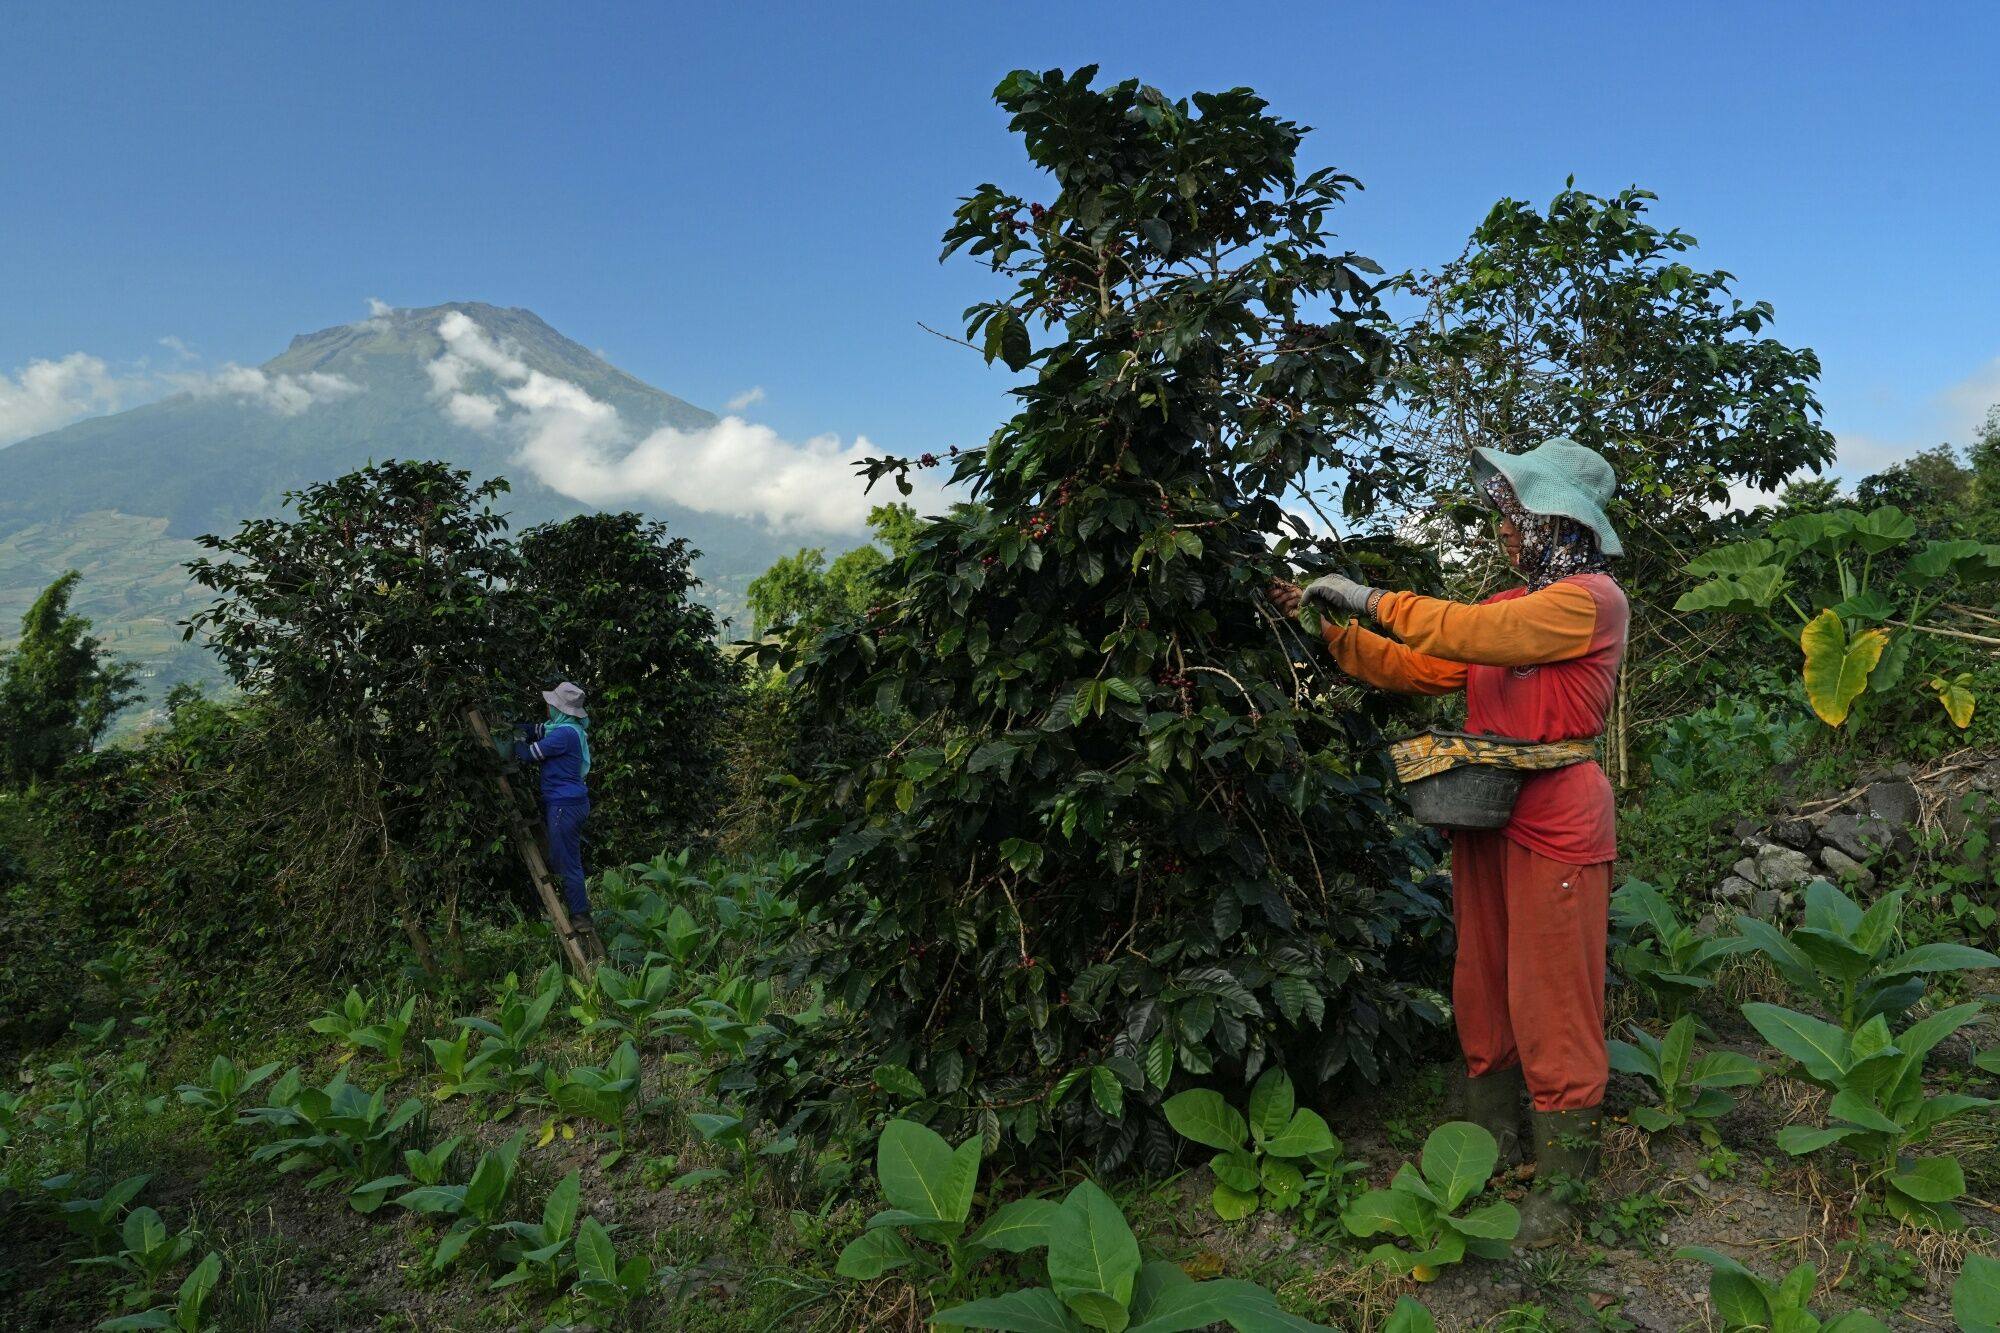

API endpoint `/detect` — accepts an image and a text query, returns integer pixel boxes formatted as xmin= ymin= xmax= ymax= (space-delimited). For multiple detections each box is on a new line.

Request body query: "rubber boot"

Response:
xmin=1516 ymin=1106 xmax=1601 ymax=1248
xmin=571 ymin=914 xmax=607 ymax=965
xmin=1462 ymin=1065 xmax=1526 ymax=1167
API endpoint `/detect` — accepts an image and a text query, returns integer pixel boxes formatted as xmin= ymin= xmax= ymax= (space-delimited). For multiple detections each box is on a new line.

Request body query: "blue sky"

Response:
xmin=3 ymin=2 xmax=1994 ymax=500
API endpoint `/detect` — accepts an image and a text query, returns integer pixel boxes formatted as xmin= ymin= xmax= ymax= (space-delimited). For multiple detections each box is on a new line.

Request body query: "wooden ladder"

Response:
xmin=466 ymin=708 xmax=602 ymax=975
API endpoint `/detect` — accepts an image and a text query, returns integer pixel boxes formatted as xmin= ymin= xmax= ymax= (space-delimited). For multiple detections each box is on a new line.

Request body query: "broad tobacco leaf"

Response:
xmin=1799 ymin=609 xmax=1887 ymax=727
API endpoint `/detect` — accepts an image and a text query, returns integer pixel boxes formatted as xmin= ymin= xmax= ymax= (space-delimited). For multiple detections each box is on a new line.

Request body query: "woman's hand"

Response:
xmin=1266 ymin=578 xmax=1305 ymax=618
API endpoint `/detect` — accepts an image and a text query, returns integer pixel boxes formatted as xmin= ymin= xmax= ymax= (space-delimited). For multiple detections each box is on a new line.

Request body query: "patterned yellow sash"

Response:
xmin=1389 ymin=729 xmax=1598 ymax=786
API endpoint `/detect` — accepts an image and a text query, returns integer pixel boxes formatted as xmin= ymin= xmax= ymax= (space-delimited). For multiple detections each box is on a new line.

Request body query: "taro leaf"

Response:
xmin=1675 ymin=567 xmax=1784 ymax=615
xmin=1246 ymin=1068 xmax=1294 ymax=1145
xmin=1047 ymin=1181 xmax=1141 ymax=1313
xmin=1162 ymin=1089 xmax=1247 ymax=1152
xmin=1851 ymin=505 xmax=1916 ymax=554
xmin=1931 ymin=674 xmax=1975 ymax=729
xmin=1771 ymin=509 xmax=1858 ymax=552
xmin=932 ymin=1286 xmax=1079 ymax=1333
xmin=1419 ymin=1121 xmax=1497 ymax=1210
xmin=1953 ymin=1253 xmax=2000 ymax=1333
xmin=876 ymin=1119 xmax=979 ymax=1225
xmin=835 ymin=1227 xmax=917 ymax=1279
xmin=1870 ymin=629 xmax=1913 ymax=694
xmin=1800 ymin=609 xmax=1887 ymax=727
xmin=1685 ymin=539 xmax=1778 ymax=577
xmin=1889 ymin=1156 xmax=1965 ymax=1204
xmin=1832 ymin=589 xmax=1897 ymax=624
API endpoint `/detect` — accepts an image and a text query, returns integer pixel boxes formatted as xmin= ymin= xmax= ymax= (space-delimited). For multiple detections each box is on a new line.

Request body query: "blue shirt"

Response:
xmin=512 ymin=723 xmax=590 ymax=803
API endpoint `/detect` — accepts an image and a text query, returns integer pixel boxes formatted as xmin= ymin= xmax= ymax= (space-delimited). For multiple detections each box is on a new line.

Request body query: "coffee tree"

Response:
xmin=186 ymin=461 xmax=527 ymax=962
xmin=743 ymin=68 xmax=1448 ymax=1170
xmin=516 ymin=512 xmax=739 ymax=863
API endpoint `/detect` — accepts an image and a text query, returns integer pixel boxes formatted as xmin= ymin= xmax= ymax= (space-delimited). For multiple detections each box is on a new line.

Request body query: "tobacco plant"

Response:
xmin=1743 ymin=999 xmax=1993 ymax=1227
xmin=1736 ymin=880 xmax=1999 ymax=1029
xmin=1162 ymin=1068 xmax=1340 ymax=1218
xmin=40 ymin=1172 xmax=151 ymax=1252
xmin=392 ymin=1130 xmax=527 ymax=1271
xmin=241 ymin=1069 xmax=424 ymax=1213
xmin=308 ymin=989 xmax=418 ymax=1075
xmin=1608 ymin=1016 xmax=1763 ymax=1140
xmin=490 ymin=1169 xmax=580 ymax=1293
xmin=543 ymin=1041 xmax=643 ymax=1163
xmin=931 ymin=1178 xmax=1331 ymax=1332
xmin=96 ymin=1250 xmax=222 ymax=1333
xmin=571 ymin=1216 xmax=653 ymax=1321
xmin=833 ymin=1118 xmax=1053 ymax=1301
xmin=1341 ymin=1122 xmax=1520 ymax=1279
xmin=1609 ymin=879 xmax=1755 ymax=1020
xmin=76 ymin=1206 xmax=194 ymax=1311
xmin=174 ymin=1056 xmax=280 ymax=1126
xmin=1678 ymin=1247 xmax=1888 ymax=1332
xmin=1956 ymin=1253 xmax=2000 ymax=1333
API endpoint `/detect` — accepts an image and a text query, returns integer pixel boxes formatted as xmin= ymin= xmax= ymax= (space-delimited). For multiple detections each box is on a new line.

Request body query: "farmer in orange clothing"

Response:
xmin=1270 ymin=438 xmax=1628 ymax=1246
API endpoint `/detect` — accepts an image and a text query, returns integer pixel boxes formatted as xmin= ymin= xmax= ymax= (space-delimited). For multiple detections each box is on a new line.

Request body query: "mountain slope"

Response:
xmin=0 ymin=302 xmax=844 ymax=717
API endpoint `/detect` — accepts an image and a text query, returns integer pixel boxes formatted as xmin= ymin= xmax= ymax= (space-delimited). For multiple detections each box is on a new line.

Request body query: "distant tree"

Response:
xmin=514 ymin=511 xmax=740 ymax=863
xmin=1399 ymin=184 xmax=1837 ymax=555
xmin=0 ymin=571 xmax=137 ymax=786
xmin=1855 ymin=444 xmax=1975 ymax=534
xmin=745 ymin=503 xmax=920 ymax=636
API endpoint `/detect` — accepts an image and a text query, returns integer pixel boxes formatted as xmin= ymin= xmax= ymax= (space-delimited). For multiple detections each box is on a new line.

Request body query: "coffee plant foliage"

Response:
xmin=737 ymin=67 xmax=1450 ymax=1171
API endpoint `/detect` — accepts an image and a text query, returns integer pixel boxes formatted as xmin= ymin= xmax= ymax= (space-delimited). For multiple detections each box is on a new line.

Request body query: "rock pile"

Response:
xmin=1710 ymin=754 xmax=2000 ymax=920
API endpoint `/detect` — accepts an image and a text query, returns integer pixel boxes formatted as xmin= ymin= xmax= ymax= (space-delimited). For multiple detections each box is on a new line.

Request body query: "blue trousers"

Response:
xmin=545 ymin=798 xmax=591 ymax=918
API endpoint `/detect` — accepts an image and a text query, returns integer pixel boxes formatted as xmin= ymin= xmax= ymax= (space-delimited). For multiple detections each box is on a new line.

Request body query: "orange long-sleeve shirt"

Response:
xmin=1322 ymin=574 xmax=1628 ymax=864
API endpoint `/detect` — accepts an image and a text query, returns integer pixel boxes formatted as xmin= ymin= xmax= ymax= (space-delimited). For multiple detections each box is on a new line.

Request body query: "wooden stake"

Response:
xmin=466 ymin=708 xmax=598 ymax=975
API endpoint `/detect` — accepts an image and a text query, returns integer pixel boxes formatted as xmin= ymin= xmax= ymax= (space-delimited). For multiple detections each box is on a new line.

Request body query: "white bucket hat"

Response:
xmin=541 ymin=681 xmax=588 ymax=719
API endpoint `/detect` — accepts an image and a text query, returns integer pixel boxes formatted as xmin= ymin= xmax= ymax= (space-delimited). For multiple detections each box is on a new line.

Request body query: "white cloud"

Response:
xmin=176 ymin=364 xmax=360 ymax=416
xmin=726 ymin=386 xmax=765 ymax=411
xmin=1939 ymin=355 xmax=2000 ymax=442
xmin=424 ymin=312 xmax=932 ymax=532
xmin=0 ymin=352 xmax=129 ymax=446
xmin=367 ymin=297 xmax=393 ymax=318
xmin=157 ymin=335 xmax=198 ymax=363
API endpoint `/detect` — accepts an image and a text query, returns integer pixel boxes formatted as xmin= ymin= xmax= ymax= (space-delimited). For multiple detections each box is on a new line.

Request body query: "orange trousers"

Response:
xmin=1451 ymin=831 xmax=1610 ymax=1112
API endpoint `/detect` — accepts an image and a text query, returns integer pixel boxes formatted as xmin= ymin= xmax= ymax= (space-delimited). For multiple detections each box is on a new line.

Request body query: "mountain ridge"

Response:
xmin=0 ymin=301 xmax=842 ymax=715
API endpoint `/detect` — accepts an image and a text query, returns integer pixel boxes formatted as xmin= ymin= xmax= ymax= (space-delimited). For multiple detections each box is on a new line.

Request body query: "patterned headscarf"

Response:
xmin=1482 ymin=473 xmax=1611 ymax=591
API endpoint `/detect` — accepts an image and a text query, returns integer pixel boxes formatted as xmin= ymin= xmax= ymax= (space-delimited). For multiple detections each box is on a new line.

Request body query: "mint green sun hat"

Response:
xmin=1471 ymin=437 xmax=1623 ymax=557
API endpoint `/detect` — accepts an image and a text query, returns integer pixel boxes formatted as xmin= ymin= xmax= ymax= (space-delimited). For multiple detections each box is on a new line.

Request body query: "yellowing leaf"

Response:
xmin=537 ymin=1120 xmax=557 ymax=1148
xmin=1800 ymin=610 xmax=1887 ymax=727
xmin=1931 ymin=674 xmax=1975 ymax=729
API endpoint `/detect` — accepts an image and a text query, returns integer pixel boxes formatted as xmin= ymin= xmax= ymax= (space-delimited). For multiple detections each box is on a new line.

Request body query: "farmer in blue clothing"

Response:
xmin=508 ymin=681 xmax=596 ymax=941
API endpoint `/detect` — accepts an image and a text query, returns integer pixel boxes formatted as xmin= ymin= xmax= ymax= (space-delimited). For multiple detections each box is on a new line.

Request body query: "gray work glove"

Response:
xmin=1303 ymin=573 xmax=1376 ymax=615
